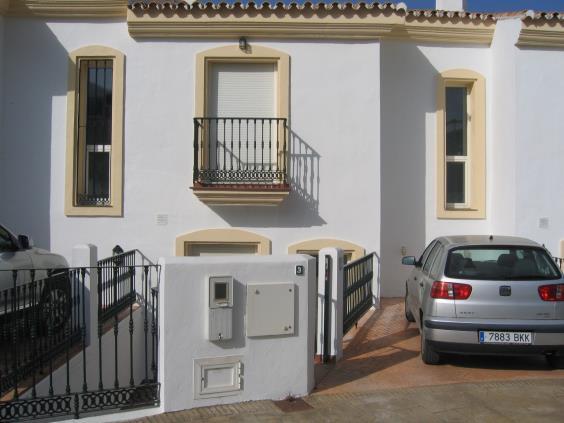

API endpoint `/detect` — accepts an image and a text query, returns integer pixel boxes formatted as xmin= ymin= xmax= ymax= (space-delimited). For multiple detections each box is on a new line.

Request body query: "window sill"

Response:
xmin=437 ymin=208 xmax=485 ymax=220
xmin=65 ymin=205 xmax=122 ymax=217
xmin=192 ymin=184 xmax=290 ymax=206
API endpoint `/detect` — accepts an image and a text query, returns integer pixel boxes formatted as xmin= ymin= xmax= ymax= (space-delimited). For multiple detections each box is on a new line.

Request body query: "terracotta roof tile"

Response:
xmin=127 ymin=1 xmax=495 ymax=21
xmin=522 ymin=10 xmax=564 ymax=21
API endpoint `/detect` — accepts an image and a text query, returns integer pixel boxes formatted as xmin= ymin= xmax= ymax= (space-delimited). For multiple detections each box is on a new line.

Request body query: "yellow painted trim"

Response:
xmin=127 ymin=8 xmax=495 ymax=44
xmin=287 ymin=239 xmax=365 ymax=261
xmin=192 ymin=189 xmax=290 ymax=206
xmin=436 ymin=69 xmax=486 ymax=220
xmin=65 ymin=46 xmax=125 ymax=217
xmin=175 ymin=228 xmax=271 ymax=256
xmin=195 ymin=44 xmax=289 ymax=120
xmin=7 ymin=0 xmax=127 ymax=17
xmin=517 ymin=24 xmax=564 ymax=49
xmin=127 ymin=9 xmax=399 ymax=40
xmin=398 ymin=20 xmax=495 ymax=45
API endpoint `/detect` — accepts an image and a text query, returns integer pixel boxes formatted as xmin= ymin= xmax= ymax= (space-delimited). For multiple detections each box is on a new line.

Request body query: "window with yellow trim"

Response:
xmin=192 ymin=44 xmax=290 ymax=201
xmin=175 ymin=229 xmax=271 ymax=256
xmin=65 ymin=46 xmax=124 ymax=217
xmin=287 ymin=239 xmax=365 ymax=263
xmin=437 ymin=69 xmax=486 ymax=219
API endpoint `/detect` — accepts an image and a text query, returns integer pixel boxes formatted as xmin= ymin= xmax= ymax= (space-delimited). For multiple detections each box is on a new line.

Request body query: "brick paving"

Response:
xmin=315 ymin=298 xmax=564 ymax=394
xmin=130 ymin=298 xmax=564 ymax=422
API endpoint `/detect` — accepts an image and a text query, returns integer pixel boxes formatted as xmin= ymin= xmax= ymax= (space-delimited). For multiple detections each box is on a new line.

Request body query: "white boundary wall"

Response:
xmin=158 ymin=254 xmax=316 ymax=413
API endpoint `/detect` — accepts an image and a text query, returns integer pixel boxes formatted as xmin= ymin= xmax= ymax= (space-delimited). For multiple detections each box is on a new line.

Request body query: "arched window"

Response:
xmin=176 ymin=229 xmax=271 ymax=256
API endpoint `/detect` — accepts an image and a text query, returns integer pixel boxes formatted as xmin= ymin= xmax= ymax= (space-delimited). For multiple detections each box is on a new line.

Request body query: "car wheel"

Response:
xmin=547 ymin=354 xmax=564 ymax=369
xmin=420 ymin=327 xmax=441 ymax=365
xmin=40 ymin=273 xmax=71 ymax=333
xmin=405 ymin=284 xmax=415 ymax=322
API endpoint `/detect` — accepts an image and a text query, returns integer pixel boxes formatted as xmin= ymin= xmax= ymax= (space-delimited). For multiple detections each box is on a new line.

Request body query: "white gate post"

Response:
xmin=72 ymin=244 xmax=98 ymax=346
xmin=317 ymin=247 xmax=344 ymax=362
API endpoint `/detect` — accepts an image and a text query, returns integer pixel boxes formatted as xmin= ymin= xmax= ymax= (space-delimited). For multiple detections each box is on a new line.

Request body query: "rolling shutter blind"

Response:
xmin=208 ymin=63 xmax=277 ymax=170
xmin=209 ymin=63 xmax=276 ymax=118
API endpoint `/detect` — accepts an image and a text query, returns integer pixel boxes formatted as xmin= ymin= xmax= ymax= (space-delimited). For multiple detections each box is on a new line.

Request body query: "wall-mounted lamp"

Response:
xmin=239 ymin=37 xmax=248 ymax=51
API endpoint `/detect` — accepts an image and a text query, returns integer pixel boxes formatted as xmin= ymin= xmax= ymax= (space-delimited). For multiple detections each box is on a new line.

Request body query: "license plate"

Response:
xmin=479 ymin=331 xmax=532 ymax=345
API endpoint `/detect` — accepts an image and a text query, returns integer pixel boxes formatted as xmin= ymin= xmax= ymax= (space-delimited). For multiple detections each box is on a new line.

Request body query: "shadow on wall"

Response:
xmin=211 ymin=129 xmax=326 ymax=228
xmin=380 ymin=40 xmax=437 ymax=297
xmin=0 ymin=20 xmax=68 ymax=248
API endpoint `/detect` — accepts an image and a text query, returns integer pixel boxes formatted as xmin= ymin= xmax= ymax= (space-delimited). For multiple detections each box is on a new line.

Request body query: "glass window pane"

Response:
xmin=0 ymin=226 xmax=15 ymax=251
xmin=85 ymin=61 xmax=113 ymax=146
xmin=87 ymin=151 xmax=110 ymax=198
xmin=446 ymin=162 xmax=465 ymax=204
xmin=430 ymin=245 xmax=445 ymax=277
xmin=445 ymin=87 xmax=467 ymax=156
xmin=423 ymin=242 xmax=442 ymax=274
xmin=445 ymin=247 xmax=561 ymax=280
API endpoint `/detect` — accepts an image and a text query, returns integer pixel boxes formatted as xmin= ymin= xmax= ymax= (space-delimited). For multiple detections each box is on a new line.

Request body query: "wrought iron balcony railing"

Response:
xmin=193 ymin=117 xmax=288 ymax=187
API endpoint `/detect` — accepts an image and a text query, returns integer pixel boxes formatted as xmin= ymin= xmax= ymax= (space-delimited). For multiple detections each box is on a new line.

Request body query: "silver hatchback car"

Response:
xmin=402 ymin=235 xmax=564 ymax=367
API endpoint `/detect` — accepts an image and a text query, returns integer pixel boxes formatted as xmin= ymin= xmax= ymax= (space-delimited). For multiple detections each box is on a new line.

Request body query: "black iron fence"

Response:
xmin=0 ymin=263 xmax=160 ymax=421
xmin=0 ymin=269 xmax=82 ymax=398
xmin=193 ymin=117 xmax=288 ymax=186
xmin=343 ymin=253 xmax=376 ymax=335
xmin=98 ymin=249 xmax=136 ymax=323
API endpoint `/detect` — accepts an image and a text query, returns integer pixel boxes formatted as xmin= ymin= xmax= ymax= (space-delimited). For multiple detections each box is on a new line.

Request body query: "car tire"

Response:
xmin=547 ymin=354 xmax=564 ymax=369
xmin=420 ymin=327 xmax=441 ymax=365
xmin=39 ymin=272 xmax=71 ymax=334
xmin=405 ymin=285 xmax=416 ymax=323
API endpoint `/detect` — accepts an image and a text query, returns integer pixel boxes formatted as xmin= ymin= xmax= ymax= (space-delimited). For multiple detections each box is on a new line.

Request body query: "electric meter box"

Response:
xmin=208 ymin=276 xmax=234 ymax=341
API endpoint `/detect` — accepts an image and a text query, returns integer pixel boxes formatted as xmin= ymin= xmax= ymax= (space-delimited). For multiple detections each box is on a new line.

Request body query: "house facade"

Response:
xmin=0 ymin=0 xmax=563 ymax=297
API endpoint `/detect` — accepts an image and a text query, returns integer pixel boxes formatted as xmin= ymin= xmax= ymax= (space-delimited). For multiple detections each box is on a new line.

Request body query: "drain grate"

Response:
xmin=273 ymin=397 xmax=314 ymax=413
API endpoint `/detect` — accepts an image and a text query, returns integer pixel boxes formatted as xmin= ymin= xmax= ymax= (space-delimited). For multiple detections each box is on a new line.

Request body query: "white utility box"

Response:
xmin=208 ymin=276 xmax=233 ymax=341
xmin=246 ymin=283 xmax=295 ymax=337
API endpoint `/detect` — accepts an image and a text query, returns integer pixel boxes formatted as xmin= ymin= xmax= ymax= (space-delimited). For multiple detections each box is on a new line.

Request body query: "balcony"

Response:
xmin=192 ymin=117 xmax=290 ymax=206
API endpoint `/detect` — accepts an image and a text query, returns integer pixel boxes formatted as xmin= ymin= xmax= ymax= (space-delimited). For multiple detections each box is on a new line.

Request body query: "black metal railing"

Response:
xmin=97 ymin=249 xmax=136 ymax=323
xmin=343 ymin=253 xmax=376 ymax=335
xmin=0 ymin=264 xmax=160 ymax=421
xmin=193 ymin=117 xmax=288 ymax=186
xmin=0 ymin=269 xmax=82 ymax=398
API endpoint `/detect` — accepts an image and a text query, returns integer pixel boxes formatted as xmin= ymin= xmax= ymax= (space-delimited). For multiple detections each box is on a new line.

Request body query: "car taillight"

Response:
xmin=538 ymin=284 xmax=564 ymax=301
xmin=430 ymin=281 xmax=472 ymax=300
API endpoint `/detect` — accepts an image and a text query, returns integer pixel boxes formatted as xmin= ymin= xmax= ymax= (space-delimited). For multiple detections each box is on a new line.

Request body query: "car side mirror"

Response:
xmin=17 ymin=235 xmax=33 ymax=250
xmin=401 ymin=256 xmax=416 ymax=266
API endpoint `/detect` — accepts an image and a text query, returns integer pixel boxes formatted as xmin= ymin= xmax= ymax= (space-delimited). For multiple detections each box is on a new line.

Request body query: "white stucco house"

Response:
xmin=1 ymin=0 xmax=563 ymax=297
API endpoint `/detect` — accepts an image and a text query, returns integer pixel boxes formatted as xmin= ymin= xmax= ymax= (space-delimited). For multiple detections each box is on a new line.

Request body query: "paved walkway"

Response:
xmin=315 ymin=298 xmax=564 ymax=394
xmin=131 ymin=298 xmax=564 ymax=422
xmin=134 ymin=378 xmax=564 ymax=422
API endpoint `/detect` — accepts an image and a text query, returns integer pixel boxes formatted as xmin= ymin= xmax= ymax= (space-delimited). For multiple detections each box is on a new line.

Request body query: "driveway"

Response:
xmin=315 ymin=298 xmax=564 ymax=394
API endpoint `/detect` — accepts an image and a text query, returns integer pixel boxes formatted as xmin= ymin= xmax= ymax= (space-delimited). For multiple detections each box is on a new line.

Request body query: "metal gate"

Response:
xmin=343 ymin=253 xmax=375 ymax=334
xmin=0 ymin=251 xmax=160 ymax=421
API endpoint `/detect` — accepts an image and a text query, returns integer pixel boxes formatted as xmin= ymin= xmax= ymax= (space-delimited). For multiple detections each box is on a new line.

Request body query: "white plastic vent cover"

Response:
xmin=194 ymin=356 xmax=243 ymax=399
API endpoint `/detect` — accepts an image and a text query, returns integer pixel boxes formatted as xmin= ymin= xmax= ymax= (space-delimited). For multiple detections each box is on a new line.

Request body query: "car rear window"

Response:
xmin=445 ymin=246 xmax=561 ymax=280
